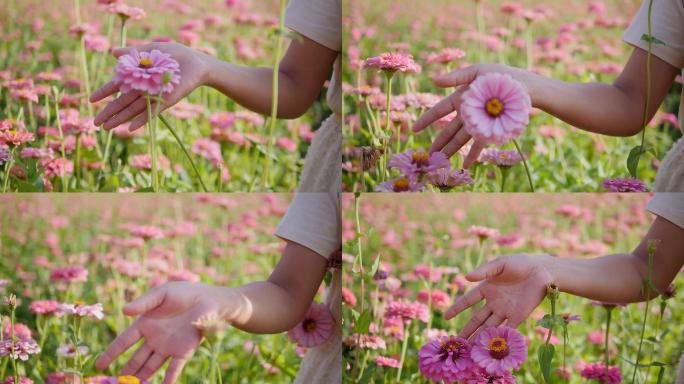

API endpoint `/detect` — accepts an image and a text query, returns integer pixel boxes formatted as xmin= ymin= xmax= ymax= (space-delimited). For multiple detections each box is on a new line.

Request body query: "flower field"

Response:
xmin=0 ymin=0 xmax=327 ymax=192
xmin=342 ymin=0 xmax=683 ymax=192
xmin=0 ymin=194 xmax=319 ymax=383
xmin=342 ymin=193 xmax=683 ymax=383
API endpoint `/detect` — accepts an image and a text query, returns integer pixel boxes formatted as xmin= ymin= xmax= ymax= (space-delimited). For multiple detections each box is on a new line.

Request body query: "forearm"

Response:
xmin=523 ymin=71 xmax=643 ymax=137
xmin=540 ymin=253 xmax=651 ymax=303
xmin=217 ymin=281 xmax=310 ymax=334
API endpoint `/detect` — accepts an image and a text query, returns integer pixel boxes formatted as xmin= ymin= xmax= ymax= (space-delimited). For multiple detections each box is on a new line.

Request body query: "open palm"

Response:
xmin=91 ymin=42 xmax=211 ymax=132
xmin=96 ymin=282 xmax=224 ymax=383
xmin=445 ymin=254 xmax=554 ymax=339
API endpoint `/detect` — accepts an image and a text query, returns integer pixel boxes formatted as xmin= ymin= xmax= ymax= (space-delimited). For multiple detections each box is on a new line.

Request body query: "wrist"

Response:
xmin=199 ymin=54 xmax=221 ymax=88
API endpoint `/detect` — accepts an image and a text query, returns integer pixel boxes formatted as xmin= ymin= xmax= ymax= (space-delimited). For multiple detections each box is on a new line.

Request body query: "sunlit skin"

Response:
xmin=95 ymin=241 xmax=328 ymax=383
xmin=90 ymin=37 xmax=337 ymax=132
xmin=412 ymin=48 xmax=680 ymax=167
xmin=445 ymin=215 xmax=684 ymax=339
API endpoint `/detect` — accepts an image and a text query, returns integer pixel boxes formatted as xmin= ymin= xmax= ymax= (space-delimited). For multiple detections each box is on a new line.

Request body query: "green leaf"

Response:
xmin=626 ymin=145 xmax=644 ymax=178
xmin=537 ymin=314 xmax=563 ymax=330
xmin=354 ymin=309 xmax=372 ymax=334
xmin=538 ymin=344 xmax=555 ymax=383
xmin=641 ymin=33 xmax=666 ymax=45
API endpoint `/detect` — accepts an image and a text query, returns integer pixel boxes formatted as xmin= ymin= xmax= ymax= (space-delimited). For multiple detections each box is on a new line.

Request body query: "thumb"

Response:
xmin=433 ymin=66 xmax=479 ymax=88
xmin=123 ymin=287 xmax=166 ymax=316
xmin=466 ymin=258 xmax=505 ymax=282
xmin=111 ymin=47 xmax=135 ymax=58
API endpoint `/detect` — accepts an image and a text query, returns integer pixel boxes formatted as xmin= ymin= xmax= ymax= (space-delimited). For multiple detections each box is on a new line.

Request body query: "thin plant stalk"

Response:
xmin=604 ymin=307 xmax=613 ymax=380
xmin=632 ymin=0 xmax=654 ymax=176
xmin=513 ymin=139 xmax=534 ymax=192
xmin=262 ymin=0 xmax=287 ymax=190
xmin=159 ymin=115 xmax=209 ymax=192
xmin=631 ymin=240 xmax=658 ymax=383
xmin=396 ymin=321 xmax=411 ymax=381
xmin=146 ymin=95 xmax=159 ymax=192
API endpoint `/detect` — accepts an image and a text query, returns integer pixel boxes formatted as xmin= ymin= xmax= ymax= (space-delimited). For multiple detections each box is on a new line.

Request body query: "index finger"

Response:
xmin=444 ymin=284 xmax=483 ymax=320
xmin=90 ymin=81 xmax=120 ymax=103
xmin=95 ymin=322 xmax=142 ymax=370
xmin=412 ymin=88 xmax=465 ymax=133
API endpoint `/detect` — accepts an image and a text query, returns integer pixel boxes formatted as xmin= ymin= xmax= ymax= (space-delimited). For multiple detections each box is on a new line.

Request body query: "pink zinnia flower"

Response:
xmin=106 ymin=3 xmax=146 ymax=20
xmin=0 ymin=338 xmax=41 ymax=361
xmin=129 ymin=225 xmax=164 ymax=240
xmin=375 ymin=176 xmax=426 ymax=193
xmin=192 ymin=138 xmax=224 ymax=166
xmin=419 ymin=336 xmax=474 ymax=382
xmin=2 ymin=320 xmax=32 ymax=340
xmin=426 ymin=48 xmax=466 ymax=65
xmin=59 ymin=303 xmax=104 ymax=320
xmin=364 ymin=52 xmax=421 ymax=74
xmin=425 ymin=168 xmax=473 ymax=190
xmin=471 ymin=326 xmax=528 ymax=375
xmin=601 ymin=178 xmax=648 ymax=192
xmin=113 ymin=49 xmax=181 ymax=95
xmin=461 ymin=73 xmax=531 ymax=145
xmin=384 ymin=300 xmax=430 ymax=323
xmin=375 ymin=355 xmax=401 ymax=368
xmin=463 ymin=366 xmax=516 ymax=384
xmin=480 ymin=149 xmax=522 ymax=167
xmin=29 ymin=300 xmax=62 ymax=316
xmin=580 ymin=362 xmax=622 ymax=384
xmin=468 ymin=225 xmax=500 ymax=241
xmin=388 ymin=149 xmax=451 ymax=177
xmin=3 ymin=377 xmax=33 ymax=384
xmin=287 ymin=303 xmax=335 ymax=348
xmin=50 ymin=266 xmax=88 ymax=283
xmin=343 ymin=334 xmax=386 ymax=350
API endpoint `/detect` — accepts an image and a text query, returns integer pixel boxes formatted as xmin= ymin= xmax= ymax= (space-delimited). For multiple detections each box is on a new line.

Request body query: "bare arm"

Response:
xmin=91 ymin=36 xmax=337 ymax=131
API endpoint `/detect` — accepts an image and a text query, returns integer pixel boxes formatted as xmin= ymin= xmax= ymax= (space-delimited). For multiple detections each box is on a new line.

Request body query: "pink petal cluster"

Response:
xmin=427 ymin=48 xmax=466 ymax=65
xmin=59 ymin=303 xmax=105 ymax=320
xmin=425 ymin=168 xmax=474 ymax=191
xmin=287 ymin=302 xmax=335 ymax=348
xmin=419 ymin=336 xmax=474 ymax=382
xmin=384 ymin=300 xmax=430 ymax=323
xmin=468 ymin=225 xmax=500 ymax=241
xmin=192 ymin=138 xmax=224 ymax=167
xmin=113 ymin=49 xmax=181 ymax=95
xmin=480 ymin=149 xmax=522 ymax=167
xmin=470 ymin=326 xmax=528 ymax=375
xmin=375 ymin=176 xmax=427 ymax=193
xmin=49 ymin=266 xmax=88 ymax=283
xmin=580 ymin=362 xmax=622 ymax=384
xmin=601 ymin=178 xmax=648 ymax=192
xmin=364 ymin=52 xmax=422 ymax=74
xmin=29 ymin=300 xmax=62 ymax=316
xmin=461 ymin=73 xmax=531 ymax=145
xmin=0 ymin=338 xmax=41 ymax=361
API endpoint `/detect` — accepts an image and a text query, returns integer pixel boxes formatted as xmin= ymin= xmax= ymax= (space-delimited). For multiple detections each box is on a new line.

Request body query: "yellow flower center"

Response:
xmin=489 ymin=337 xmax=507 ymax=352
xmin=411 ymin=151 xmax=430 ymax=167
xmin=117 ymin=376 xmax=140 ymax=384
xmin=441 ymin=340 xmax=463 ymax=352
xmin=393 ymin=177 xmax=410 ymax=192
xmin=485 ymin=98 xmax=505 ymax=117
xmin=498 ymin=153 xmax=510 ymax=159
xmin=138 ymin=58 xmax=154 ymax=68
xmin=303 ymin=319 xmax=317 ymax=333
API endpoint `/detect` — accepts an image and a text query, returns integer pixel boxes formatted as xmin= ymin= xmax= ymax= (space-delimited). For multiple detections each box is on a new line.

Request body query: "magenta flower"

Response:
xmin=50 ymin=266 xmax=88 ymax=283
xmin=384 ymin=300 xmax=430 ymax=323
xmin=388 ymin=149 xmax=451 ymax=177
xmin=471 ymin=326 xmax=527 ymax=375
xmin=113 ymin=49 xmax=181 ymax=95
xmin=375 ymin=177 xmax=426 ymax=193
xmin=287 ymin=303 xmax=335 ymax=348
xmin=2 ymin=377 xmax=33 ymax=384
xmin=580 ymin=362 xmax=622 ymax=384
xmin=468 ymin=225 xmax=500 ymax=241
xmin=601 ymin=178 xmax=648 ymax=192
xmin=29 ymin=300 xmax=62 ymax=316
xmin=461 ymin=73 xmax=531 ymax=145
xmin=418 ymin=336 xmax=474 ymax=382
xmin=426 ymin=48 xmax=466 ymax=65
xmin=364 ymin=52 xmax=422 ymax=74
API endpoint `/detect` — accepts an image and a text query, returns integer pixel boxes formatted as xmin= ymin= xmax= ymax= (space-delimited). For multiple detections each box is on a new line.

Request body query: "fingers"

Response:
xmin=112 ymin=47 xmax=133 ymax=58
xmin=441 ymin=127 xmax=472 ymax=159
xmin=102 ymin=97 xmax=150 ymax=130
xmin=433 ymin=65 xmax=479 ymax=88
xmin=90 ymin=81 xmax=121 ymax=103
xmin=137 ymin=352 xmax=169 ymax=381
xmin=126 ymin=105 xmax=157 ymax=132
xmin=94 ymin=92 xmax=141 ymax=126
xmin=163 ymin=358 xmax=188 ymax=384
xmin=124 ymin=286 xmax=167 ymax=316
xmin=466 ymin=258 xmax=506 ymax=282
xmin=463 ymin=140 xmax=485 ymax=169
xmin=412 ymin=88 xmax=464 ymax=133
xmin=444 ymin=285 xmax=483 ymax=320
xmin=458 ymin=306 xmax=492 ymax=340
xmin=506 ymin=313 xmax=527 ymax=329
xmin=96 ymin=324 xmax=142 ymax=370
xmin=429 ymin=118 xmax=461 ymax=153
xmin=122 ymin=343 xmax=153 ymax=375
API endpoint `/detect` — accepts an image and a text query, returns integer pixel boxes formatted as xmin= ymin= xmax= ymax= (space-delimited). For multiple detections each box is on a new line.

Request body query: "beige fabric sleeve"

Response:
xmin=275 ymin=192 xmax=341 ymax=259
xmin=285 ymin=0 xmax=342 ymax=52
xmin=623 ymin=0 xmax=684 ymax=69
xmin=647 ymin=193 xmax=684 ymax=229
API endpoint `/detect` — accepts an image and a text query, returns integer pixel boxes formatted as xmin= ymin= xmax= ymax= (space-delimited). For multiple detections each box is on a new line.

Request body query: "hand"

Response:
xmin=444 ymin=254 xmax=553 ymax=339
xmin=90 ymin=42 xmax=213 ymax=132
xmin=95 ymin=282 xmax=229 ymax=383
xmin=412 ymin=64 xmax=530 ymax=167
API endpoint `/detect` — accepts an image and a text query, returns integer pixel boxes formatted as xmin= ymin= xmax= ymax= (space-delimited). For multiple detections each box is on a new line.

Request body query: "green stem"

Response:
xmin=499 ymin=167 xmax=509 ymax=192
xmin=381 ymin=72 xmax=394 ymax=182
xmin=159 ymin=115 xmax=208 ymax=192
xmin=604 ymin=308 xmax=612 ymax=379
xmin=513 ymin=139 xmax=534 ymax=192
xmin=2 ymin=147 xmax=16 ymax=193
xmin=79 ymin=35 xmax=93 ymax=118
xmin=396 ymin=321 xmax=411 ymax=381
xmin=632 ymin=242 xmax=656 ymax=383
xmin=632 ymin=0 xmax=654 ymax=177
xmin=75 ymin=134 xmax=82 ymax=187
xmin=262 ymin=0 xmax=287 ymax=190
xmin=146 ymin=96 xmax=159 ymax=192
